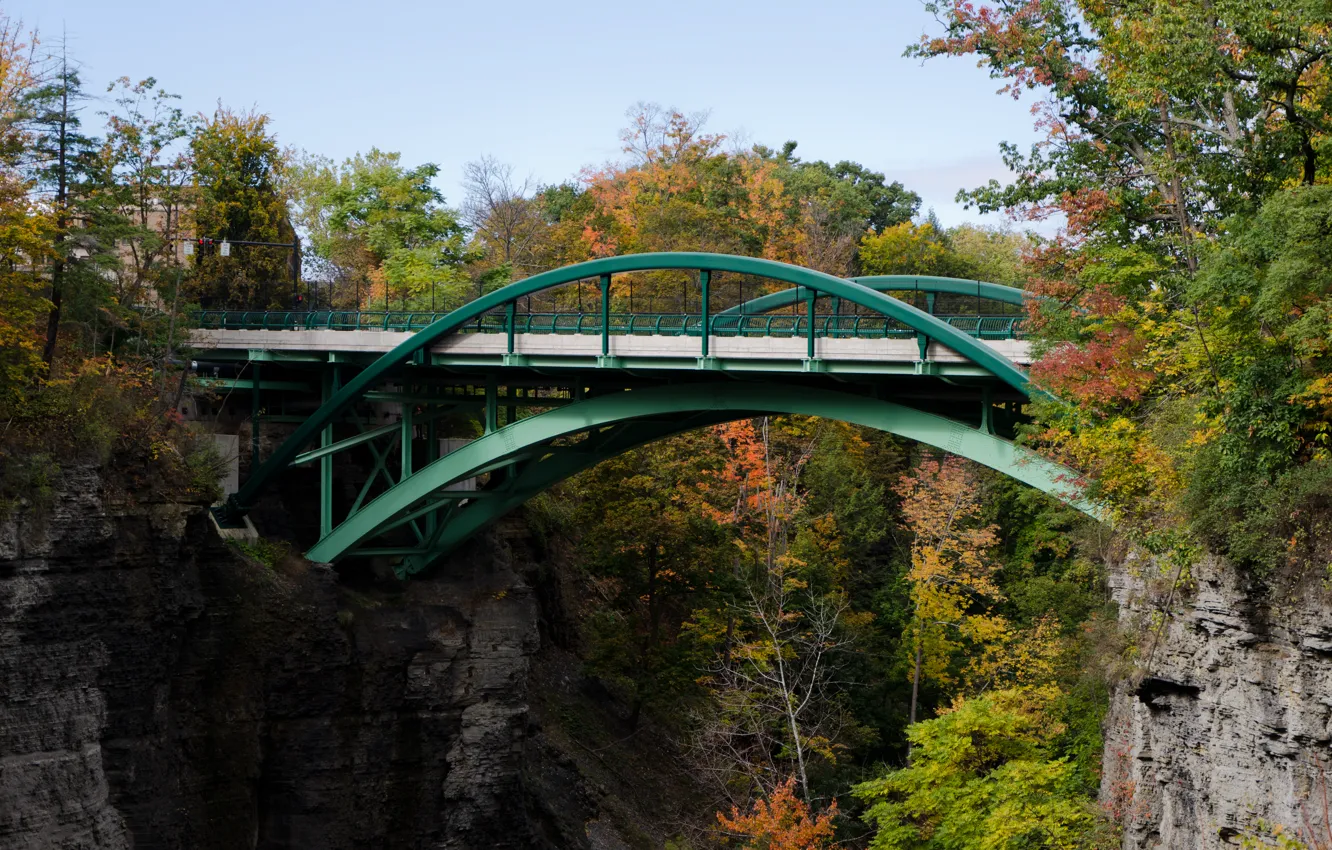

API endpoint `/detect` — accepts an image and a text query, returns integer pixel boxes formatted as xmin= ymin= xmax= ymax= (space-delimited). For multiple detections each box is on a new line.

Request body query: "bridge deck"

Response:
xmin=189 ymin=328 xmax=1033 ymax=374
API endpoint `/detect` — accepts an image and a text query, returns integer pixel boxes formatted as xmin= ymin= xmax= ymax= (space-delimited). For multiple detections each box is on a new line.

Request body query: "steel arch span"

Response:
xmin=306 ymin=383 xmax=1094 ymax=577
xmin=195 ymin=251 xmax=1095 ymax=577
xmin=220 ymin=253 xmax=1035 ymax=521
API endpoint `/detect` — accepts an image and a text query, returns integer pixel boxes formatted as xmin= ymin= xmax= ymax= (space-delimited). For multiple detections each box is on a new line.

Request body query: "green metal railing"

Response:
xmin=190 ymin=310 xmax=1024 ymax=340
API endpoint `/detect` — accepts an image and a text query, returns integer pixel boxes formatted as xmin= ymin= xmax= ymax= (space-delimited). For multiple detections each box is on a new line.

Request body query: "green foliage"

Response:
xmin=190 ymin=107 xmax=293 ymax=308
xmin=853 ymin=688 xmax=1096 ymax=850
xmin=290 ymin=148 xmax=470 ymax=308
xmin=99 ymin=77 xmax=194 ymax=309
xmin=230 ymin=536 xmax=291 ymax=569
xmin=1188 ymin=452 xmax=1332 ymax=581
xmin=569 ymin=431 xmax=736 ymax=723
xmin=762 ymin=141 xmax=921 ymax=235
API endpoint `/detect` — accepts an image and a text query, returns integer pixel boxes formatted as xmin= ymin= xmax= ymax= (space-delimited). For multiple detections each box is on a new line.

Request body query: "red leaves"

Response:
xmin=1031 ymin=327 xmax=1156 ymax=406
xmin=919 ymin=0 xmax=1093 ymax=99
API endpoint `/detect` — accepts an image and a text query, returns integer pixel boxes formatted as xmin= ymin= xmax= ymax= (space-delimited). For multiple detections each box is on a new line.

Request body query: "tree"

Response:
xmin=572 ymin=431 xmax=734 ymax=728
xmin=189 ymin=106 xmax=294 ymax=308
xmin=290 ymin=149 xmax=468 ymax=309
xmin=0 ymin=15 xmax=52 ymax=408
xmin=577 ymin=105 xmax=802 ymax=264
xmin=24 ymin=43 xmax=100 ymax=368
xmin=853 ymin=687 xmax=1095 ymax=850
xmin=99 ymin=77 xmax=193 ymax=311
xmin=944 ymin=225 xmax=1030 ymax=286
xmin=697 ymin=567 xmax=856 ymax=804
xmin=911 ymin=0 xmax=1332 ymax=245
xmin=715 ymin=776 xmax=838 ymax=850
xmin=894 ymin=457 xmax=1006 ymax=725
xmin=859 ymin=220 xmax=975 ymax=280
xmin=692 ymin=417 xmax=867 ymax=805
xmin=756 ymin=143 xmax=921 ymax=275
xmin=462 ymin=155 xmax=544 ymax=277
xmin=763 ymin=143 xmax=919 ymax=235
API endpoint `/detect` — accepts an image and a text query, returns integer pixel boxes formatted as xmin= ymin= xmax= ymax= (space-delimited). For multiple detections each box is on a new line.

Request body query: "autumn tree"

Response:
xmin=578 ymin=107 xmax=790 ymax=260
xmin=913 ymin=0 xmax=1332 ymax=241
xmin=189 ymin=106 xmax=294 ymax=308
xmin=572 ymin=430 xmax=735 ymax=727
xmin=908 ymin=0 xmax=1332 ymax=535
xmin=716 ymin=776 xmax=838 ymax=850
xmin=762 ymin=141 xmax=920 ymax=275
xmin=695 ymin=566 xmax=858 ymax=804
xmin=691 ymin=417 xmax=869 ymax=804
xmin=859 ymin=219 xmax=975 ymax=280
xmin=0 ymin=15 xmax=51 ymax=408
xmin=894 ymin=456 xmax=1006 ymax=725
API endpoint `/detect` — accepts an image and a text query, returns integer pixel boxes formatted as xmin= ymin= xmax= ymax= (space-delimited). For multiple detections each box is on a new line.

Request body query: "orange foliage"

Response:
xmin=715 ymin=777 xmax=838 ymax=850
xmin=703 ymin=419 xmax=809 ymax=532
xmin=574 ymin=107 xmax=802 ymax=262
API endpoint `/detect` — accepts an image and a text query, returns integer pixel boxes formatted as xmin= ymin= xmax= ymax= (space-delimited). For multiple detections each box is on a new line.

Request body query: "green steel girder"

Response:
xmin=293 ymin=404 xmax=457 ymax=466
xmin=306 ymin=383 xmax=1097 ymax=573
xmin=193 ymin=377 xmax=315 ymax=393
xmin=385 ymin=410 xmax=752 ymax=577
xmin=718 ymin=274 xmax=1038 ymax=317
xmin=221 ymin=253 xmax=1036 ymax=523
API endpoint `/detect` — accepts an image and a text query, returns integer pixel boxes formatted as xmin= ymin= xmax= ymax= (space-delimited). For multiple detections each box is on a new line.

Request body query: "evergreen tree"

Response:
xmin=24 ymin=45 xmax=119 ymax=368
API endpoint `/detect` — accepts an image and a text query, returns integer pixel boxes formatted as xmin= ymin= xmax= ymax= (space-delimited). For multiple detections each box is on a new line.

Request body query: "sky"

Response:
xmin=12 ymin=0 xmax=1047 ymax=229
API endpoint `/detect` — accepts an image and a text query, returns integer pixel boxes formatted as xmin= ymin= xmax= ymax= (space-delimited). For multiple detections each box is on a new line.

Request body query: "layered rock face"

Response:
xmin=0 ymin=466 xmax=623 ymax=849
xmin=1103 ymin=553 xmax=1332 ymax=848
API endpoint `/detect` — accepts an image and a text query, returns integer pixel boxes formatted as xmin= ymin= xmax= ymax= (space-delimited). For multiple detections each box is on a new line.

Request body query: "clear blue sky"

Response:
xmin=13 ymin=0 xmax=1045 ymax=228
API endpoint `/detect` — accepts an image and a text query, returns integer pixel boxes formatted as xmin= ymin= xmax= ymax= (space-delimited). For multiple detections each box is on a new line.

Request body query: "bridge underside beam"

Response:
xmin=305 ymin=382 xmax=1095 ymax=577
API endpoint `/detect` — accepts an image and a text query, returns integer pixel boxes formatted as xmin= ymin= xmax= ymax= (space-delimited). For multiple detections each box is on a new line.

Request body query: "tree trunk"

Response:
xmin=41 ymin=263 xmax=64 ymax=369
xmin=42 ymin=63 xmax=71 ymax=372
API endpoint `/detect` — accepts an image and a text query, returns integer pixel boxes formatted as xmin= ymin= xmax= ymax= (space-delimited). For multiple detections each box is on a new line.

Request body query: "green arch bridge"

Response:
xmin=187 ymin=252 xmax=1091 ymax=578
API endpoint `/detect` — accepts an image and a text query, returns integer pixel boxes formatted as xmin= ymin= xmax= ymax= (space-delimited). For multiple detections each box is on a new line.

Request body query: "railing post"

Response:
xmin=700 ymin=269 xmax=710 ymax=358
xmin=600 ymin=273 xmax=611 ymax=356
xmin=806 ymin=287 xmax=816 ymax=360
xmin=506 ymin=301 xmax=516 ymax=354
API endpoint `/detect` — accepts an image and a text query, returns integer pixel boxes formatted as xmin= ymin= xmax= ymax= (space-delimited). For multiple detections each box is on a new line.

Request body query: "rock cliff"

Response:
xmin=0 ymin=465 xmax=694 ymax=849
xmin=1103 ymin=552 xmax=1332 ymax=848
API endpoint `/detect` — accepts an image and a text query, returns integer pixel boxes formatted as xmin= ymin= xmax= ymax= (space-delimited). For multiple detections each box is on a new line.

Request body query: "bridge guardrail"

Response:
xmin=190 ymin=310 xmax=1024 ymax=340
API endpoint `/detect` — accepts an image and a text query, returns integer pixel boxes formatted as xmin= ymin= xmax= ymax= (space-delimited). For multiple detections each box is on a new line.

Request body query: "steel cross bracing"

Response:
xmin=189 ymin=253 xmax=1091 ymax=578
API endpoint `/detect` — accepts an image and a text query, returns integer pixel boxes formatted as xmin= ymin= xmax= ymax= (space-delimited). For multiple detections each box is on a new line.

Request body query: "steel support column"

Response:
xmin=320 ymin=369 xmax=333 ymax=538
xmin=401 ymin=393 xmax=414 ymax=481
xmin=251 ymin=362 xmax=261 ymax=468
xmin=701 ymin=269 xmax=711 ymax=357
xmin=484 ymin=376 xmax=498 ymax=434
xmin=806 ymin=287 xmax=816 ymax=360
xmin=600 ymin=273 xmax=611 ymax=356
